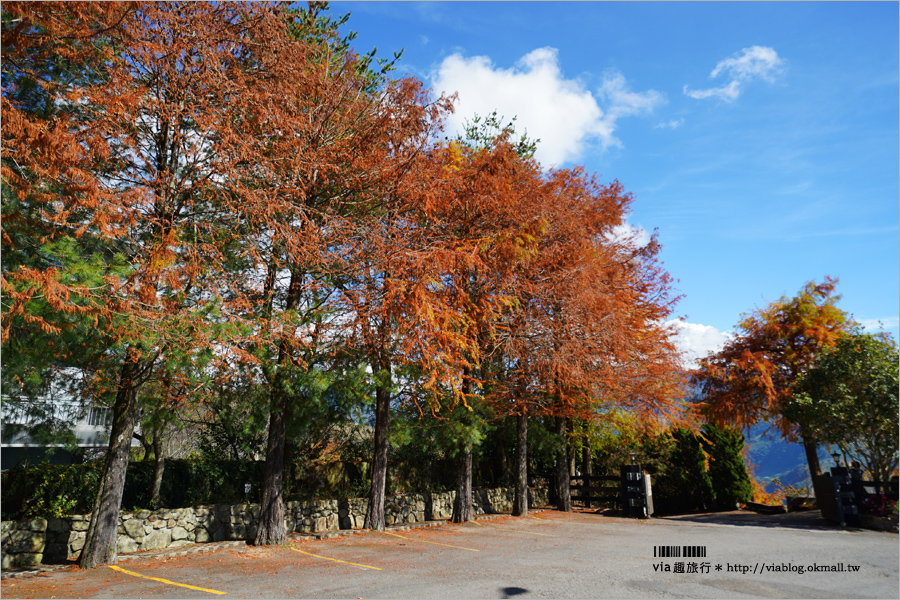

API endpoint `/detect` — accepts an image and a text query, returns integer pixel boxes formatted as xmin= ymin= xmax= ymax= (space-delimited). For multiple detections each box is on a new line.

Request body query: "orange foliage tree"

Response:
xmin=494 ymin=169 xmax=686 ymax=513
xmin=2 ymin=1 xmax=269 ymax=567
xmin=695 ymin=277 xmax=854 ymax=488
xmin=2 ymin=0 xmax=689 ymax=559
xmin=216 ymin=10 xmax=455 ymax=542
xmin=425 ymin=129 xmax=548 ymax=523
xmin=2 ymin=0 xmax=409 ymax=562
xmin=329 ymin=99 xmax=501 ymax=532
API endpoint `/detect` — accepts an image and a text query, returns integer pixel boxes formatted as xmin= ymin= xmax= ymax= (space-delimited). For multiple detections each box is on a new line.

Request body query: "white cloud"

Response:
xmin=684 ymin=46 xmax=784 ymax=102
xmin=608 ymin=221 xmax=651 ymax=247
xmin=432 ymin=48 xmax=664 ymax=166
xmin=711 ymin=46 xmax=784 ymax=82
xmin=668 ymin=320 xmax=733 ymax=367
xmin=859 ymin=317 xmax=900 ymax=332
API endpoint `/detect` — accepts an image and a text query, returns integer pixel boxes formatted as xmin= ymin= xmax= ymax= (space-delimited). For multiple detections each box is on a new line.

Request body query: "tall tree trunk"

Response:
xmin=497 ymin=434 xmax=511 ymax=487
xmin=802 ymin=437 xmax=821 ymax=477
xmin=567 ymin=419 xmax=576 ymax=476
xmin=365 ymin=382 xmax=391 ymax=530
xmin=79 ymin=360 xmax=141 ymax=569
xmin=451 ymin=448 xmax=474 ymax=523
xmin=802 ymin=433 xmax=826 ymax=504
xmin=254 ymin=268 xmax=302 ymax=545
xmin=150 ymin=430 xmax=165 ymax=509
xmin=555 ymin=417 xmax=572 ymax=512
xmin=582 ymin=442 xmax=592 ymax=476
xmin=581 ymin=441 xmax=592 ymax=509
xmin=451 ymin=373 xmax=475 ymax=524
xmin=512 ymin=412 xmax=529 ymax=516
xmin=253 ymin=388 xmax=288 ymax=545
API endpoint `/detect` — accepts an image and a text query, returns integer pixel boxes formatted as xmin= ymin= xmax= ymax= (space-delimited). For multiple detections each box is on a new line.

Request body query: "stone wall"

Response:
xmin=2 ymin=486 xmax=547 ymax=568
xmin=1 ymin=519 xmax=46 ymax=569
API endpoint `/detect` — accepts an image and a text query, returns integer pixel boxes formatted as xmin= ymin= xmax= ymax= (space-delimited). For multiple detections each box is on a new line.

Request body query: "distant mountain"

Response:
xmin=743 ymin=423 xmax=835 ymax=493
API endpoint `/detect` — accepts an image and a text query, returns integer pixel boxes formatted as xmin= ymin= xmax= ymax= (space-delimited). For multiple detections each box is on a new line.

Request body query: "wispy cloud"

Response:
xmin=758 ymin=225 xmax=898 ymax=241
xmin=431 ymin=48 xmax=664 ymax=166
xmin=860 ymin=317 xmax=900 ymax=332
xmin=685 ymin=46 xmax=785 ymax=102
xmin=655 ymin=118 xmax=685 ymax=130
xmin=597 ymin=71 xmax=665 ymax=120
xmin=775 ymin=181 xmax=815 ymax=195
xmin=684 ymin=80 xmax=742 ymax=102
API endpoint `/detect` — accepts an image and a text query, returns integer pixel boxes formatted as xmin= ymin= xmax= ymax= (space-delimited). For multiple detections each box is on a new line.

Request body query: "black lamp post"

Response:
xmin=831 ymin=451 xmax=841 ymax=468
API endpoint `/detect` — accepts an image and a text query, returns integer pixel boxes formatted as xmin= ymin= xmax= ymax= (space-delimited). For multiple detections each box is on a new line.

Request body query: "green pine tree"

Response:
xmin=667 ymin=427 xmax=716 ymax=513
xmin=702 ymin=423 xmax=753 ymax=510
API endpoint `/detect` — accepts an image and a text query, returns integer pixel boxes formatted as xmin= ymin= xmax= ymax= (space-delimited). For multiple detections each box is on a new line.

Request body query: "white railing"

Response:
xmin=1 ymin=399 xmax=112 ymax=429
xmin=85 ymin=405 xmax=113 ymax=427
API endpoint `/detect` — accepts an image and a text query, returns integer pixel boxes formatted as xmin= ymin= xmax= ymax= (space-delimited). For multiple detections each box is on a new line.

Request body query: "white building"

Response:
xmin=0 ymin=370 xmax=121 ymax=470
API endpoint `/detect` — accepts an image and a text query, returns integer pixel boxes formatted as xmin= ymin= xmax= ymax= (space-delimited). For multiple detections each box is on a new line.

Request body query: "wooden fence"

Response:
xmin=570 ymin=474 xmax=620 ymax=507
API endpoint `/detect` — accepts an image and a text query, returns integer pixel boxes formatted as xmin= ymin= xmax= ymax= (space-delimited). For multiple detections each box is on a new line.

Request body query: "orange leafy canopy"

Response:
xmin=696 ymin=277 xmax=853 ymax=438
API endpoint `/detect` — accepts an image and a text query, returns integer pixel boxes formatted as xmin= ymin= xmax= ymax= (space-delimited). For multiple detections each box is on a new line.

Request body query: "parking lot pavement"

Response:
xmin=2 ymin=510 xmax=897 ymax=599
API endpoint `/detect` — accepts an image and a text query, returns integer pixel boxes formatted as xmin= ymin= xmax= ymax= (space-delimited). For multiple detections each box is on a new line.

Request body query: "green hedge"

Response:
xmin=1 ymin=461 xmax=104 ymax=520
xmin=1 ymin=459 xmax=266 ymax=520
xmin=0 ymin=458 xmax=393 ymax=520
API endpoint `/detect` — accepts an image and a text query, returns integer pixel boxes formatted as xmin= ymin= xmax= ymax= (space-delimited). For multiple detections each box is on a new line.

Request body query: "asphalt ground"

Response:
xmin=2 ymin=509 xmax=897 ymax=599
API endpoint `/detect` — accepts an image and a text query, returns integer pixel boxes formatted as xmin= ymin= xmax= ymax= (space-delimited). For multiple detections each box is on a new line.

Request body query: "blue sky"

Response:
xmin=334 ymin=1 xmax=899 ymax=362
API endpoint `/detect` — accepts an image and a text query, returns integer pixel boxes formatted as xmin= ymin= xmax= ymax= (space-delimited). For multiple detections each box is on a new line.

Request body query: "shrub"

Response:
xmin=1 ymin=457 xmax=386 ymax=520
xmin=1 ymin=459 xmax=267 ymax=519
xmin=1 ymin=462 xmax=103 ymax=519
xmin=861 ymin=493 xmax=898 ymax=519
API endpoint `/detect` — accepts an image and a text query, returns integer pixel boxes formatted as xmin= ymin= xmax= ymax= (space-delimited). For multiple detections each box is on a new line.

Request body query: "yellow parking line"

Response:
xmin=290 ymin=546 xmax=382 ymax=570
xmin=107 ymin=565 xmax=226 ymax=595
xmin=381 ymin=530 xmax=479 ymax=552
xmin=528 ymin=515 xmax=586 ymax=525
xmin=472 ymin=520 xmax=555 ymax=537
xmin=528 ymin=515 xmax=570 ymax=523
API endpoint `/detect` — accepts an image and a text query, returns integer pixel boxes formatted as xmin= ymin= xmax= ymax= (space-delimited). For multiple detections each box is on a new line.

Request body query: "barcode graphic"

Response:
xmin=654 ymin=545 xmax=707 ymax=558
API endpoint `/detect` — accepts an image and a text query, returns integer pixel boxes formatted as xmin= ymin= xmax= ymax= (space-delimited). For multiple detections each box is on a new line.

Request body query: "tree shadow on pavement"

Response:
xmin=658 ymin=509 xmax=849 ymax=532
